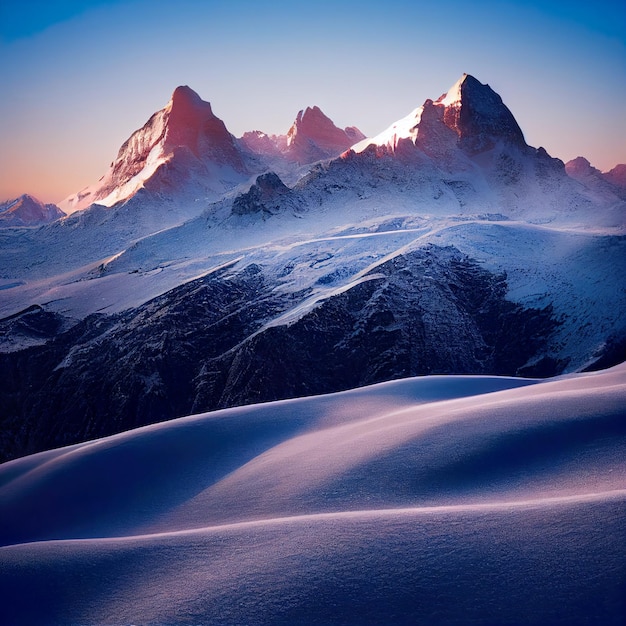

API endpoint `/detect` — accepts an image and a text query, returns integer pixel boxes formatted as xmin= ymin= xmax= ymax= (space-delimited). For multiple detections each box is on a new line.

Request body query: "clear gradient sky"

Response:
xmin=1 ymin=0 xmax=625 ymax=204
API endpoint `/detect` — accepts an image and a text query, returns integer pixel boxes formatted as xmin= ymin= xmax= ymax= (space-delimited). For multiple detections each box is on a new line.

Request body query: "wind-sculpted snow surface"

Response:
xmin=1 ymin=365 xmax=625 ymax=625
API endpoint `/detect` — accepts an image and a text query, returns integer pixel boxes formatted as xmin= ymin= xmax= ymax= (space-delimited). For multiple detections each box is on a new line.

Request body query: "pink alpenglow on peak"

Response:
xmin=566 ymin=156 xmax=626 ymax=199
xmin=239 ymin=130 xmax=288 ymax=158
xmin=602 ymin=164 xmax=626 ymax=190
xmin=165 ymin=85 xmax=217 ymax=156
xmin=239 ymin=106 xmax=365 ymax=166
xmin=352 ymin=73 xmax=526 ymax=157
xmin=60 ymin=86 xmax=248 ymax=214
xmin=0 ymin=194 xmax=65 ymax=226
xmin=286 ymin=105 xmax=365 ymax=164
xmin=164 ymin=86 xmax=243 ymax=165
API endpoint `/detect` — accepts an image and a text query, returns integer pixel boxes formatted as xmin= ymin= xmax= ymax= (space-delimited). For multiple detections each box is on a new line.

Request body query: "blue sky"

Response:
xmin=1 ymin=0 xmax=624 ymax=202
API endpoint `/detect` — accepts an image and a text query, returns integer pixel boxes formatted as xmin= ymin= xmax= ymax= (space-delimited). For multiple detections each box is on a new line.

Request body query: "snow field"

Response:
xmin=1 ymin=364 xmax=625 ymax=624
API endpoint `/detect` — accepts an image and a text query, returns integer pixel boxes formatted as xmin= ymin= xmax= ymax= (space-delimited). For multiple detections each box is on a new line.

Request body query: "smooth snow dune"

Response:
xmin=2 ymin=494 xmax=625 ymax=625
xmin=0 ymin=374 xmax=539 ymax=546
xmin=1 ymin=364 xmax=625 ymax=624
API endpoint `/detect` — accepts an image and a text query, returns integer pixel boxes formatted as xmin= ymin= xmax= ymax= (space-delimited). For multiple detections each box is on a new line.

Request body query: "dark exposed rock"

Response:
xmin=442 ymin=74 xmax=527 ymax=154
xmin=0 ymin=245 xmax=572 ymax=462
xmin=0 ymin=305 xmax=74 ymax=352
xmin=232 ymin=172 xmax=293 ymax=215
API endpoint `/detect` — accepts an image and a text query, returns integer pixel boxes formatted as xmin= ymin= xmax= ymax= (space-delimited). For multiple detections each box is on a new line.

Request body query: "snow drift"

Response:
xmin=1 ymin=364 xmax=625 ymax=624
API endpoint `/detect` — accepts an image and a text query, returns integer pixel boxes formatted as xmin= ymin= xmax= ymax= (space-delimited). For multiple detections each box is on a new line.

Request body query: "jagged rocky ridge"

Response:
xmin=0 ymin=245 xmax=565 ymax=462
xmin=240 ymin=105 xmax=364 ymax=166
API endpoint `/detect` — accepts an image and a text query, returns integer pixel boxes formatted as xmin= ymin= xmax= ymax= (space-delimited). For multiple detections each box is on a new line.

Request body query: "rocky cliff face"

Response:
xmin=231 ymin=172 xmax=299 ymax=215
xmin=286 ymin=106 xmax=365 ymax=164
xmin=439 ymin=74 xmax=527 ymax=154
xmin=0 ymin=245 xmax=564 ymax=462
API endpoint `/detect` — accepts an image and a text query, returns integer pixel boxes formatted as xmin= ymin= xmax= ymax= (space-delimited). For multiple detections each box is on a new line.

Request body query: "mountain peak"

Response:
xmin=163 ymin=85 xmax=222 ymax=156
xmin=436 ymin=73 xmax=471 ymax=106
xmin=353 ymin=74 xmax=527 ymax=157
xmin=169 ymin=85 xmax=212 ymax=114
xmin=298 ymin=105 xmax=326 ymax=123
xmin=288 ymin=105 xmax=335 ymax=142
xmin=60 ymin=86 xmax=247 ymax=214
xmin=286 ymin=105 xmax=365 ymax=164
xmin=0 ymin=193 xmax=65 ymax=226
xmin=439 ymin=74 xmax=526 ymax=153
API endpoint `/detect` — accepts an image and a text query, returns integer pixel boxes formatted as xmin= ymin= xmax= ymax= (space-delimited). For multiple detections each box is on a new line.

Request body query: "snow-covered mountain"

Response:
xmin=347 ymin=73 xmax=624 ymax=228
xmin=1 ymin=72 xmax=625 ymax=625
xmin=284 ymin=105 xmax=365 ymax=163
xmin=239 ymin=104 xmax=365 ymax=169
xmin=0 ymin=74 xmax=625 ymax=463
xmin=59 ymin=85 xmax=251 ymax=215
xmin=0 ymin=194 xmax=64 ymax=227
xmin=59 ymin=89 xmax=364 ymax=217
xmin=354 ymin=73 xmax=526 ymax=156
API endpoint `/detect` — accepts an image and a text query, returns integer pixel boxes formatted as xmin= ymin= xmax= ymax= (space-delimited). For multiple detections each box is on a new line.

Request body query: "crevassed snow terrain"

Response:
xmin=1 ymin=364 xmax=625 ymax=625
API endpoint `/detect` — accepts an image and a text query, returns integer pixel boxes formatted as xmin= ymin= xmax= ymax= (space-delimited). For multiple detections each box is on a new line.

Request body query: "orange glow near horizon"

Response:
xmin=1 ymin=0 xmax=625 ymax=204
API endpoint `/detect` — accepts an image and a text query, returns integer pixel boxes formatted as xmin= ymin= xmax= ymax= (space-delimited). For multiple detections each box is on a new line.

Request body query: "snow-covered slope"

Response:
xmin=0 ymin=194 xmax=65 ymax=227
xmin=1 ymin=364 xmax=624 ymax=624
xmin=1 ymin=213 xmax=624 ymax=461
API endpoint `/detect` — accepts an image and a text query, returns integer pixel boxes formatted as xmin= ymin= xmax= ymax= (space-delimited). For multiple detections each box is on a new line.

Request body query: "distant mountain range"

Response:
xmin=0 ymin=74 xmax=624 ymax=462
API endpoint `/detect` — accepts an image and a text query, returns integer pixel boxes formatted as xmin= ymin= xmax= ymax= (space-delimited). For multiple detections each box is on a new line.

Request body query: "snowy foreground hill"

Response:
xmin=1 ymin=364 xmax=625 ymax=624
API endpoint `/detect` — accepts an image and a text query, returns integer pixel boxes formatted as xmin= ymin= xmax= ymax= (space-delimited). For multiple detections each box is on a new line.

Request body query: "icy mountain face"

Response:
xmin=60 ymin=86 xmax=250 ymax=214
xmin=0 ymin=194 xmax=65 ymax=227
